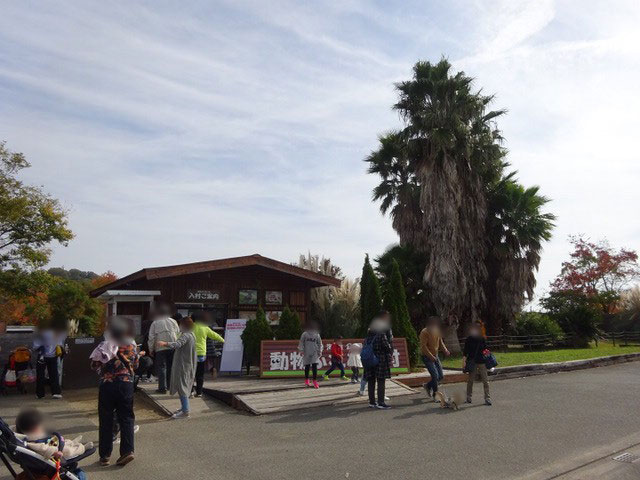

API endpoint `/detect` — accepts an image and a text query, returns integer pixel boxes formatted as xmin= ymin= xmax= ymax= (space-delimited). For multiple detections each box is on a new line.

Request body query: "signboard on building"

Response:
xmin=259 ymin=338 xmax=410 ymax=377
xmin=187 ymin=289 xmax=221 ymax=302
xmin=219 ymin=319 xmax=247 ymax=373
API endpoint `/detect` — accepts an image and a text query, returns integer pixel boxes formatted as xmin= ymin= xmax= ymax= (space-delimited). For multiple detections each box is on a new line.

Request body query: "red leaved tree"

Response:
xmin=551 ymin=236 xmax=640 ymax=313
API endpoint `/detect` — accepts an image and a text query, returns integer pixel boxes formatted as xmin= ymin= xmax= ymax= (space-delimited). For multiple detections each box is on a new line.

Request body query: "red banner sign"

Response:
xmin=260 ymin=338 xmax=409 ymax=377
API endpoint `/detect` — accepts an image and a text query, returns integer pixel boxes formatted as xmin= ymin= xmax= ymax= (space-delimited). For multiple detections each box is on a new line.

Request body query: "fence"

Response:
xmin=459 ymin=331 xmax=640 ymax=352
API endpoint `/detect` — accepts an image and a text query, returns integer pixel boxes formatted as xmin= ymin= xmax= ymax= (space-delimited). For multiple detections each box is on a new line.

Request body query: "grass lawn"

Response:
xmin=440 ymin=342 xmax=640 ymax=369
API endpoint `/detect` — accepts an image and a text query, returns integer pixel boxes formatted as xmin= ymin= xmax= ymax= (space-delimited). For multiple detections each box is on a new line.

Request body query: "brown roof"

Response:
xmin=90 ymin=254 xmax=341 ymax=297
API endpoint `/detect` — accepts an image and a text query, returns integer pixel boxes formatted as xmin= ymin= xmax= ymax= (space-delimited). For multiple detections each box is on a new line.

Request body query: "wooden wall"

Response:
xmin=116 ymin=265 xmax=312 ymax=325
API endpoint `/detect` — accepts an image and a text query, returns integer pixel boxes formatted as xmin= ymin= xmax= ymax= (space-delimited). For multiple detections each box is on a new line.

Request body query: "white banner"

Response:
xmin=219 ymin=319 xmax=247 ymax=373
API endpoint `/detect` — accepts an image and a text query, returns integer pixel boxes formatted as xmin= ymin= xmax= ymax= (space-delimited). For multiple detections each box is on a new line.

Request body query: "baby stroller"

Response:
xmin=0 ymin=416 xmax=95 ymax=480
xmin=1 ymin=347 xmax=35 ymax=395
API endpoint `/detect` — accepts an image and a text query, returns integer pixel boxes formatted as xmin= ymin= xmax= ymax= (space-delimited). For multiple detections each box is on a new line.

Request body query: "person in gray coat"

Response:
xmin=157 ymin=317 xmax=197 ymax=419
xmin=298 ymin=321 xmax=322 ymax=388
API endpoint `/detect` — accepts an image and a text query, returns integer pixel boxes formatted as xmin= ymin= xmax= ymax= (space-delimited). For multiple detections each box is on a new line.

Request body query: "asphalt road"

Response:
xmin=2 ymin=362 xmax=639 ymax=480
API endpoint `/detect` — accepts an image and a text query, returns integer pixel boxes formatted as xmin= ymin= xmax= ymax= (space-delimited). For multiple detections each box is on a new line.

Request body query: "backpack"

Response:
xmin=10 ymin=346 xmax=31 ymax=364
xmin=361 ymin=336 xmax=379 ymax=369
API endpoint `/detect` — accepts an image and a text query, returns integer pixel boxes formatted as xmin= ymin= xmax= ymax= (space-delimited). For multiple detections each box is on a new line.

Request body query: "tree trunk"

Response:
xmin=442 ymin=323 xmax=461 ymax=355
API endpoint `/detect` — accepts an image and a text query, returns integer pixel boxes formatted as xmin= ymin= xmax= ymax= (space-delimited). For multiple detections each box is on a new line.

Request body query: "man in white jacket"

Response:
xmin=147 ymin=305 xmax=180 ymax=393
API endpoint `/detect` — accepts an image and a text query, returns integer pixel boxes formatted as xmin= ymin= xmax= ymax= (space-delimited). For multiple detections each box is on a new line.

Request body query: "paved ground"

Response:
xmin=2 ymin=362 xmax=639 ymax=480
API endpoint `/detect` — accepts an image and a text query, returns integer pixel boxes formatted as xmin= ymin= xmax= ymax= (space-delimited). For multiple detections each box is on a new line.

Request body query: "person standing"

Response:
xmin=157 ymin=316 xmax=197 ymax=419
xmin=346 ymin=342 xmax=362 ymax=383
xmin=419 ymin=316 xmax=450 ymax=400
xmin=33 ymin=327 xmax=65 ymax=399
xmin=91 ymin=317 xmax=140 ymax=467
xmin=463 ymin=322 xmax=491 ymax=406
xmin=298 ymin=321 xmax=322 ymax=388
xmin=147 ymin=305 xmax=180 ymax=394
xmin=191 ymin=311 xmax=224 ymax=397
xmin=322 ymin=337 xmax=349 ymax=381
xmin=364 ymin=318 xmax=392 ymax=409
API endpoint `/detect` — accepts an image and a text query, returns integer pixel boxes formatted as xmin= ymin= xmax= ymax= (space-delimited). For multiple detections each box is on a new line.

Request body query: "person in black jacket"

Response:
xmin=463 ymin=322 xmax=491 ymax=406
xmin=364 ymin=317 xmax=393 ymax=409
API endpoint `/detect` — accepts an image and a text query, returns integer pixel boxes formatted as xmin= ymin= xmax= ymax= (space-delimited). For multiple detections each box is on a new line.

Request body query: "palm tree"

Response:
xmin=365 ymin=131 xmax=422 ymax=247
xmin=483 ymin=176 xmax=556 ymax=333
xmin=393 ymin=58 xmax=506 ymax=323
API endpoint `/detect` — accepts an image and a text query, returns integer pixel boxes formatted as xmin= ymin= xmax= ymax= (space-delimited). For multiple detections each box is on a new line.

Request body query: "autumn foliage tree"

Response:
xmin=550 ymin=236 xmax=640 ymax=313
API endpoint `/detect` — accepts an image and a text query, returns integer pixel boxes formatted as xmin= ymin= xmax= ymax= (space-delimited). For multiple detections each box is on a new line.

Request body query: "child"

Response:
xmin=298 ymin=321 xmax=322 ymax=388
xmin=15 ymin=407 xmax=93 ymax=461
xmin=322 ymin=336 xmax=349 ymax=381
xmin=346 ymin=343 xmax=362 ymax=384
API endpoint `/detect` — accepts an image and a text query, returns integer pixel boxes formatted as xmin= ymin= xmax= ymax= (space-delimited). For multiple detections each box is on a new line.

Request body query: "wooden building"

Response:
xmin=90 ymin=254 xmax=340 ymax=334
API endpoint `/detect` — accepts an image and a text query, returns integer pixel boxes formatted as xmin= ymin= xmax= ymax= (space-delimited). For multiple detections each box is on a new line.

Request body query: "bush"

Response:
xmin=241 ymin=307 xmax=273 ymax=368
xmin=515 ymin=312 xmax=563 ymax=339
xmin=275 ymin=305 xmax=302 ymax=340
xmin=541 ymin=291 xmax=601 ymax=347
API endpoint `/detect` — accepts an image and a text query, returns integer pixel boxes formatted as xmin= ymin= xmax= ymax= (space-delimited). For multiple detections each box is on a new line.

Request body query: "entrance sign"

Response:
xmin=220 ymin=319 xmax=247 ymax=373
xmin=260 ymin=338 xmax=410 ymax=377
xmin=187 ymin=289 xmax=220 ymax=301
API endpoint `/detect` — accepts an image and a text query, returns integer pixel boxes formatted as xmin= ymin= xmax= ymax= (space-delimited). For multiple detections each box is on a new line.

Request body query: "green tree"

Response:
xmin=241 ymin=307 xmax=273 ymax=371
xmin=47 ymin=279 xmax=102 ymax=335
xmin=541 ymin=291 xmax=601 ymax=347
xmin=383 ymin=259 xmax=420 ymax=367
xmin=275 ymin=305 xmax=303 ymax=340
xmin=484 ymin=177 xmax=555 ymax=333
xmin=366 ymin=132 xmax=422 ymax=247
xmin=0 ymin=142 xmax=73 ymax=269
xmin=367 ymin=59 xmax=555 ymax=334
xmin=358 ymin=254 xmax=382 ymax=335
xmin=375 ymin=244 xmax=432 ymax=332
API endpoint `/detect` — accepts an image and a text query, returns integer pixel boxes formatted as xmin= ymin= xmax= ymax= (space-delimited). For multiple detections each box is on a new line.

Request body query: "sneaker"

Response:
xmin=350 ymin=378 xmax=356 ymax=384
xmin=485 ymin=399 xmax=492 ymax=406
xmin=376 ymin=403 xmax=391 ymax=410
xmin=340 ymin=376 xmax=349 ymax=381
xmin=466 ymin=397 xmax=472 ymax=404
xmin=385 ymin=396 xmax=390 ymax=401
xmin=52 ymin=394 xmax=63 ymax=399
xmin=99 ymin=457 xmax=110 ymax=466
xmin=368 ymin=403 xmax=377 ymax=408
xmin=322 ymin=375 xmax=329 ymax=381
xmin=305 ymin=379 xmax=311 ymax=387
xmin=116 ymin=452 xmax=134 ymax=466
xmin=357 ymin=390 xmax=365 ymax=396
xmin=171 ymin=411 xmax=190 ymax=419
xmin=155 ymin=389 xmax=167 ymax=394
xmin=195 ymin=393 xmax=202 ymax=398
xmin=312 ymin=381 xmax=319 ymax=389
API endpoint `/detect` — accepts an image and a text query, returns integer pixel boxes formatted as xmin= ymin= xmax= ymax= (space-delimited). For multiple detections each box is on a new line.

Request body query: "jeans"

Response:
xmin=36 ymin=357 xmax=61 ymax=398
xmin=422 ymin=356 xmax=444 ymax=394
xmin=98 ymin=381 xmax=135 ymax=459
xmin=466 ymin=363 xmax=490 ymax=401
xmin=195 ymin=357 xmax=206 ymax=395
xmin=359 ymin=373 xmax=367 ymax=392
xmin=73 ymin=468 xmax=87 ymax=480
xmin=367 ymin=376 xmax=385 ymax=405
xmin=155 ymin=349 xmax=174 ymax=392
xmin=324 ymin=359 xmax=345 ymax=377
xmin=180 ymin=395 xmax=190 ymax=413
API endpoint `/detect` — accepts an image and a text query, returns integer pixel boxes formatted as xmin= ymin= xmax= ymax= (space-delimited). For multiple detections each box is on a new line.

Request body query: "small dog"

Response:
xmin=435 ymin=390 xmax=463 ymax=410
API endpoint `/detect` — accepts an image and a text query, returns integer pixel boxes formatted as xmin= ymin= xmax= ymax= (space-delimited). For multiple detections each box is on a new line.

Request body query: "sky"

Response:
xmin=1 ymin=1 xmax=639 ymax=304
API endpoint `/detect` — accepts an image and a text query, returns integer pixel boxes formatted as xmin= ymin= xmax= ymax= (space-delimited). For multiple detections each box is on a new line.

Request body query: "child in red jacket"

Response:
xmin=322 ymin=337 xmax=349 ymax=381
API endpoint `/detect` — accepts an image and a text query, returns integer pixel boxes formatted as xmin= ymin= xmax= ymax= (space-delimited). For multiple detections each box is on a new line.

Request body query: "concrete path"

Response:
xmin=1 ymin=363 xmax=639 ymax=480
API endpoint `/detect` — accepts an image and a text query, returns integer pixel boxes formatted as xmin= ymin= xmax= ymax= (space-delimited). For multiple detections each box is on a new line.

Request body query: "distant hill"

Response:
xmin=47 ymin=267 xmax=99 ymax=283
